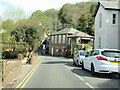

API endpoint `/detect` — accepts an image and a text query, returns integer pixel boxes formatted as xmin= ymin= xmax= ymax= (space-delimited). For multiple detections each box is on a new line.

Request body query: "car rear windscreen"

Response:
xmin=102 ymin=50 xmax=120 ymax=58
xmin=79 ymin=51 xmax=88 ymax=56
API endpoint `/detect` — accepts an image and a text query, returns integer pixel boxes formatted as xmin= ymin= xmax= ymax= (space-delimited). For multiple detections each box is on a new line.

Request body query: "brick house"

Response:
xmin=49 ymin=28 xmax=94 ymax=56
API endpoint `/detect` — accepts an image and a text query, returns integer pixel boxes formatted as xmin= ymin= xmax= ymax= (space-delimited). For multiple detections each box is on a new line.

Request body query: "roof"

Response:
xmin=51 ymin=28 xmax=80 ymax=35
xmin=68 ymin=32 xmax=93 ymax=38
xmin=101 ymin=1 xmax=120 ymax=10
xmin=51 ymin=28 xmax=93 ymax=38
xmin=94 ymin=1 xmax=120 ymax=17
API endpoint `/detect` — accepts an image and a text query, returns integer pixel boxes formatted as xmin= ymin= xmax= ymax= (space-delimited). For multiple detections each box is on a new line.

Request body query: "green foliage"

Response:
xmin=1 ymin=19 xmax=15 ymax=42
xmin=11 ymin=20 xmax=43 ymax=52
xmin=71 ymin=41 xmax=78 ymax=55
xmin=59 ymin=2 xmax=97 ymax=35
xmin=0 ymin=60 xmax=2 ymax=80
xmin=45 ymin=9 xmax=62 ymax=32
xmin=84 ymin=44 xmax=94 ymax=50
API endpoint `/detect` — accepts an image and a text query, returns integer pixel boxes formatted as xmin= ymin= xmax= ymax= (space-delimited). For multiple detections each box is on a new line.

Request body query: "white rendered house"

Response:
xmin=94 ymin=1 xmax=120 ymax=50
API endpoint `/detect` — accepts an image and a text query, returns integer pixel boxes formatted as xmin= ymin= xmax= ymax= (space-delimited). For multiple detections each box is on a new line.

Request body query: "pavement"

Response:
xmin=7 ymin=57 xmax=42 ymax=88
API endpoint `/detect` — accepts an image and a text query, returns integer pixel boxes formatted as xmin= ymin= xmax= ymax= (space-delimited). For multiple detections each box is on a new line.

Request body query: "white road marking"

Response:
xmin=75 ymin=74 xmax=94 ymax=88
xmin=75 ymin=74 xmax=85 ymax=81
xmin=85 ymin=82 xmax=94 ymax=88
xmin=64 ymin=65 xmax=70 ymax=70
xmin=64 ymin=65 xmax=94 ymax=89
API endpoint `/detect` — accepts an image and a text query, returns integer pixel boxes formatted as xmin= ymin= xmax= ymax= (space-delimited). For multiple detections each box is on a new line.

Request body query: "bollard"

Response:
xmin=30 ymin=55 xmax=33 ymax=64
xmin=18 ymin=54 xmax=23 ymax=60
xmin=2 ymin=60 xmax=7 ymax=81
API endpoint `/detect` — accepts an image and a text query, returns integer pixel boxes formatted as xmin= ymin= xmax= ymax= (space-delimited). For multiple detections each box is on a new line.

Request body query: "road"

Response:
xmin=23 ymin=56 xmax=119 ymax=88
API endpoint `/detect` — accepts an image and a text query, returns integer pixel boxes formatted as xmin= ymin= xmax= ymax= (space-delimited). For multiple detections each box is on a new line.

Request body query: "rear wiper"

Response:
xmin=114 ymin=56 xmax=120 ymax=58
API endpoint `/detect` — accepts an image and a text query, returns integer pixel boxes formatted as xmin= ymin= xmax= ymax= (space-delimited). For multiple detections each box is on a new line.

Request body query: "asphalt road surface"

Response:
xmin=24 ymin=56 xmax=119 ymax=88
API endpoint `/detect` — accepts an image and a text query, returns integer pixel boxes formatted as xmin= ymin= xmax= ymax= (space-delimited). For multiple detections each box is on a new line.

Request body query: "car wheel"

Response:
xmin=73 ymin=61 xmax=75 ymax=65
xmin=81 ymin=62 xmax=84 ymax=70
xmin=112 ymin=73 xmax=120 ymax=79
xmin=76 ymin=60 xmax=79 ymax=67
xmin=73 ymin=59 xmax=75 ymax=65
xmin=91 ymin=64 xmax=95 ymax=76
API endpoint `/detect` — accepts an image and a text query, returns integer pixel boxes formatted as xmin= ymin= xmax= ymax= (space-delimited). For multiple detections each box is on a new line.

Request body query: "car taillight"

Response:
xmin=96 ymin=56 xmax=107 ymax=61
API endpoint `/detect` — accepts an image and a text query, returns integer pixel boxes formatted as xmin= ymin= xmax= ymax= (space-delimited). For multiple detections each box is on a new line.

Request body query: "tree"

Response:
xmin=30 ymin=10 xmax=52 ymax=34
xmin=2 ymin=7 xmax=26 ymax=22
xmin=1 ymin=19 xmax=15 ymax=41
xmin=58 ymin=2 xmax=97 ymax=35
xmin=77 ymin=14 xmax=88 ymax=33
xmin=59 ymin=4 xmax=73 ymax=27
xmin=45 ymin=9 xmax=62 ymax=32
xmin=11 ymin=19 xmax=44 ymax=52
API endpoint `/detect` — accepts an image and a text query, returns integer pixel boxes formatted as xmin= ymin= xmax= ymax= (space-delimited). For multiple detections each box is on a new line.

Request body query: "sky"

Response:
xmin=0 ymin=0 xmax=90 ymax=17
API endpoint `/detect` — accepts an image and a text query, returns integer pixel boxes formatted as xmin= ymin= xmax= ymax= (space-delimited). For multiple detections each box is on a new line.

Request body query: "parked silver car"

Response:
xmin=73 ymin=50 xmax=88 ymax=66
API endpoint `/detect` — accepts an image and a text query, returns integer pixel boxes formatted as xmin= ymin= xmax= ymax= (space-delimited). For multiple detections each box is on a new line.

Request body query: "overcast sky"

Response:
xmin=0 ymin=0 xmax=91 ymax=17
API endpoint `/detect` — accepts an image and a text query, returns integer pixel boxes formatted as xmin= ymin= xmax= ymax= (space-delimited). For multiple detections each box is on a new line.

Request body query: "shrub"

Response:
xmin=2 ymin=51 xmax=18 ymax=59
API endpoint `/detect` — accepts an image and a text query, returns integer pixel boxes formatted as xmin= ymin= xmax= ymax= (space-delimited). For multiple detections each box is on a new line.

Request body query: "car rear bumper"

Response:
xmin=96 ymin=64 xmax=120 ymax=74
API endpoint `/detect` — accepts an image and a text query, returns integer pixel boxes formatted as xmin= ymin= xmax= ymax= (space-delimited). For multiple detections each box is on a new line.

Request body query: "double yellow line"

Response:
xmin=15 ymin=60 xmax=42 ymax=88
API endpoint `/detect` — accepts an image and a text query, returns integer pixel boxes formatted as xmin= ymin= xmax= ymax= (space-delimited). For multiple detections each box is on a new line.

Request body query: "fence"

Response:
xmin=2 ymin=60 xmax=22 ymax=87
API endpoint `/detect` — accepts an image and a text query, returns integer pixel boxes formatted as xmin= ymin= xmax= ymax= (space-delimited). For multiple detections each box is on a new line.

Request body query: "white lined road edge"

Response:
xmin=85 ymin=82 xmax=94 ymax=88
xmin=64 ymin=65 xmax=94 ymax=89
xmin=75 ymin=74 xmax=85 ymax=81
xmin=75 ymin=74 xmax=94 ymax=88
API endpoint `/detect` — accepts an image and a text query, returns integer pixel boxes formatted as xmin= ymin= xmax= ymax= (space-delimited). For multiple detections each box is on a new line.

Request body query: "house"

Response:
xmin=49 ymin=28 xmax=93 ymax=56
xmin=94 ymin=0 xmax=120 ymax=50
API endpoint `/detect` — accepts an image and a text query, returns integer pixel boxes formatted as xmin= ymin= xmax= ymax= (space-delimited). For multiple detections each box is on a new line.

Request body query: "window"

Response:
xmin=112 ymin=14 xmax=116 ymax=24
xmin=62 ymin=35 xmax=66 ymax=43
xmin=99 ymin=37 xmax=101 ymax=49
xmin=58 ymin=35 xmax=61 ymax=44
xmin=99 ymin=13 xmax=102 ymax=27
xmin=102 ymin=50 xmax=120 ymax=58
xmin=89 ymin=51 xmax=94 ymax=56
xmin=93 ymin=50 xmax=99 ymax=56
xmin=55 ymin=36 xmax=57 ymax=44
xmin=51 ymin=36 xmax=54 ymax=44
xmin=79 ymin=51 xmax=88 ymax=56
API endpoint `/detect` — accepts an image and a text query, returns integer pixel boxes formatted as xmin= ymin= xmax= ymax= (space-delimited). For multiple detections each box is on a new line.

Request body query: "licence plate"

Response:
xmin=110 ymin=61 xmax=120 ymax=64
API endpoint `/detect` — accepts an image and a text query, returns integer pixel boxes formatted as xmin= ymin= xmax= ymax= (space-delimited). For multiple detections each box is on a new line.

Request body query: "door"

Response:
xmin=84 ymin=51 xmax=93 ymax=70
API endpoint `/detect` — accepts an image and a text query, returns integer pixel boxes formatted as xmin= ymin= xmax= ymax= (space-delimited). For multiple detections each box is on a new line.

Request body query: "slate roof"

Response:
xmin=68 ymin=32 xmax=93 ymax=38
xmin=51 ymin=28 xmax=93 ymax=38
xmin=100 ymin=1 xmax=120 ymax=10
xmin=52 ymin=28 xmax=80 ymax=35
xmin=94 ymin=0 xmax=120 ymax=17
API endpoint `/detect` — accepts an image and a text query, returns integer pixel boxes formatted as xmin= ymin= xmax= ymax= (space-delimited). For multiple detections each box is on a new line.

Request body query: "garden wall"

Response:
xmin=2 ymin=59 xmax=22 ymax=87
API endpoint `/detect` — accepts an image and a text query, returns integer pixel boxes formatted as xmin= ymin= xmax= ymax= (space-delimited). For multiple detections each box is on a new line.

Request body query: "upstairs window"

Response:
xmin=112 ymin=14 xmax=116 ymax=25
xmin=99 ymin=37 xmax=101 ymax=49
